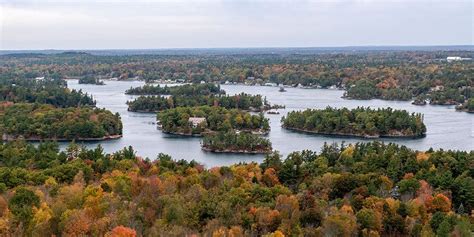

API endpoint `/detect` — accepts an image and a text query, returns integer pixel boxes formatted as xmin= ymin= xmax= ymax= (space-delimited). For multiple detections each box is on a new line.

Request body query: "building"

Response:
xmin=188 ymin=117 xmax=206 ymax=127
xmin=446 ymin=56 xmax=473 ymax=63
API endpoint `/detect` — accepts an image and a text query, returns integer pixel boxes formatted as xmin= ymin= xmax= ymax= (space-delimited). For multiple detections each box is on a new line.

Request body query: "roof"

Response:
xmin=188 ymin=117 xmax=206 ymax=124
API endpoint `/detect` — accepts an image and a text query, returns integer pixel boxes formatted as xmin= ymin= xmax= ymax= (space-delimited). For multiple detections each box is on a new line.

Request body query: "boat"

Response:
xmin=279 ymin=86 xmax=287 ymax=92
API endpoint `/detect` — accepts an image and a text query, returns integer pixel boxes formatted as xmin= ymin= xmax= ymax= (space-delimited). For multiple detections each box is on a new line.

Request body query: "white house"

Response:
xmin=447 ymin=56 xmax=462 ymax=62
xmin=188 ymin=117 xmax=206 ymax=127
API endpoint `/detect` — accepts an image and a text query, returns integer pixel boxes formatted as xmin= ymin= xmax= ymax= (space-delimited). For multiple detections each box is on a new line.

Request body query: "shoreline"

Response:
xmin=282 ymin=126 xmax=425 ymax=139
xmin=161 ymin=129 xmax=270 ymax=137
xmin=1 ymin=134 xmax=123 ymax=142
xmin=201 ymin=146 xmax=271 ymax=154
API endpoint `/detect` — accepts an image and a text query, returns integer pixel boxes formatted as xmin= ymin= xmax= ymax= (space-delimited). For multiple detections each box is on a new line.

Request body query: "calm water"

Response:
xmin=67 ymin=80 xmax=473 ymax=167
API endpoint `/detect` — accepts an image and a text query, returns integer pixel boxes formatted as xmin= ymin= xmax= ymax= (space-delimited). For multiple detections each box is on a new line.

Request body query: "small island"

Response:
xmin=202 ymin=131 xmax=272 ymax=154
xmin=157 ymin=106 xmax=270 ymax=136
xmin=127 ymin=93 xmax=267 ymax=112
xmin=412 ymin=95 xmax=427 ymax=105
xmin=78 ymin=76 xmax=105 ymax=85
xmin=125 ymin=83 xmax=224 ymax=95
xmin=455 ymin=98 xmax=474 ymax=113
xmin=0 ymin=103 xmax=122 ymax=141
xmin=281 ymin=106 xmax=426 ymax=138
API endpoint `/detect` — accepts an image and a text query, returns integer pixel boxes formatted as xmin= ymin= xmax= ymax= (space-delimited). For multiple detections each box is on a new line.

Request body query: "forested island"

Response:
xmin=0 ymin=103 xmax=122 ymax=141
xmin=127 ymin=93 xmax=266 ymax=112
xmin=78 ymin=76 xmax=104 ymax=85
xmin=0 ymin=76 xmax=123 ymax=141
xmin=0 ymin=78 xmax=95 ymax=107
xmin=202 ymin=131 xmax=272 ymax=154
xmin=282 ymin=107 xmax=426 ymax=138
xmin=1 ymin=50 xmax=471 ymax=111
xmin=125 ymin=83 xmax=225 ymax=96
xmin=157 ymin=106 xmax=270 ymax=136
xmin=0 ymin=141 xmax=471 ymax=236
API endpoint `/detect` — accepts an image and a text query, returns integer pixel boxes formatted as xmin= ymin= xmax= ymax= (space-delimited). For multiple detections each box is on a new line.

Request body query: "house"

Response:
xmin=447 ymin=56 xmax=462 ymax=62
xmin=188 ymin=117 xmax=206 ymax=127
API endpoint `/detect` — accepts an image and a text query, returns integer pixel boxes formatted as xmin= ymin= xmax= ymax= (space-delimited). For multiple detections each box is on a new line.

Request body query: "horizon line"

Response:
xmin=1 ymin=44 xmax=473 ymax=52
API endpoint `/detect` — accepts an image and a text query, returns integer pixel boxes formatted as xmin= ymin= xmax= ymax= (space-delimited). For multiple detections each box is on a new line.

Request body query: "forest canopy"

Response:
xmin=0 ymin=103 xmax=122 ymax=140
xmin=0 ymin=141 xmax=470 ymax=236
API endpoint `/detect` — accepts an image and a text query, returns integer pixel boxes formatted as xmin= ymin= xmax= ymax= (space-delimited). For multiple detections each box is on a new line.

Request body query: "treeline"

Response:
xmin=127 ymin=93 xmax=265 ymax=112
xmin=157 ymin=106 xmax=270 ymax=135
xmin=282 ymin=107 xmax=426 ymax=138
xmin=0 ymin=141 xmax=471 ymax=236
xmin=125 ymin=83 xmax=224 ymax=96
xmin=1 ymin=51 xmax=472 ymax=108
xmin=343 ymin=64 xmax=472 ymax=108
xmin=0 ymin=103 xmax=122 ymax=140
xmin=0 ymin=78 xmax=95 ymax=108
xmin=202 ymin=132 xmax=272 ymax=153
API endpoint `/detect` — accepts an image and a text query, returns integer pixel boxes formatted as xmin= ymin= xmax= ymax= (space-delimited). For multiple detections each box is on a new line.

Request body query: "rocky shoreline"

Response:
xmin=201 ymin=146 xmax=271 ymax=154
xmin=282 ymin=126 xmax=425 ymax=139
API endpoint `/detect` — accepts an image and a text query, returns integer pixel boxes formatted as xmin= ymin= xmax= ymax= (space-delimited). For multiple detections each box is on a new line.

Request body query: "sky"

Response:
xmin=0 ymin=0 xmax=472 ymax=50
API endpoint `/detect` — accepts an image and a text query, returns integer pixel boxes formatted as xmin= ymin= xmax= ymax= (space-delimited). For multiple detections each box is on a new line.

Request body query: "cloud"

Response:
xmin=1 ymin=0 xmax=472 ymax=49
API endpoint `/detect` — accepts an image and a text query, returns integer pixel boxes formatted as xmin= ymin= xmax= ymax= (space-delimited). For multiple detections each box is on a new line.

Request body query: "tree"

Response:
xmin=356 ymin=208 xmax=382 ymax=232
xmin=106 ymin=226 xmax=137 ymax=237
xmin=427 ymin=194 xmax=451 ymax=213
xmin=8 ymin=187 xmax=40 ymax=224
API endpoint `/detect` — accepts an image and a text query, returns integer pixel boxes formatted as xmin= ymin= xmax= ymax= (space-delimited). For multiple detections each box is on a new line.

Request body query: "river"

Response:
xmin=67 ymin=80 xmax=473 ymax=167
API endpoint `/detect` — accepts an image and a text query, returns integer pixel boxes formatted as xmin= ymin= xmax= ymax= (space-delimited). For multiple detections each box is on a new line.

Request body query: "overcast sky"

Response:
xmin=0 ymin=0 xmax=472 ymax=50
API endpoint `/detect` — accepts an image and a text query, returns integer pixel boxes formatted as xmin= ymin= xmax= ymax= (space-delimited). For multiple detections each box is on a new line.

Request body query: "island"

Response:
xmin=412 ymin=95 xmax=427 ymax=105
xmin=455 ymin=98 xmax=474 ymax=113
xmin=127 ymin=93 xmax=267 ymax=112
xmin=202 ymin=131 xmax=272 ymax=154
xmin=157 ymin=106 xmax=270 ymax=136
xmin=78 ymin=76 xmax=105 ymax=85
xmin=281 ymin=106 xmax=426 ymax=138
xmin=125 ymin=83 xmax=225 ymax=96
xmin=0 ymin=78 xmax=96 ymax=107
xmin=0 ymin=103 xmax=122 ymax=141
